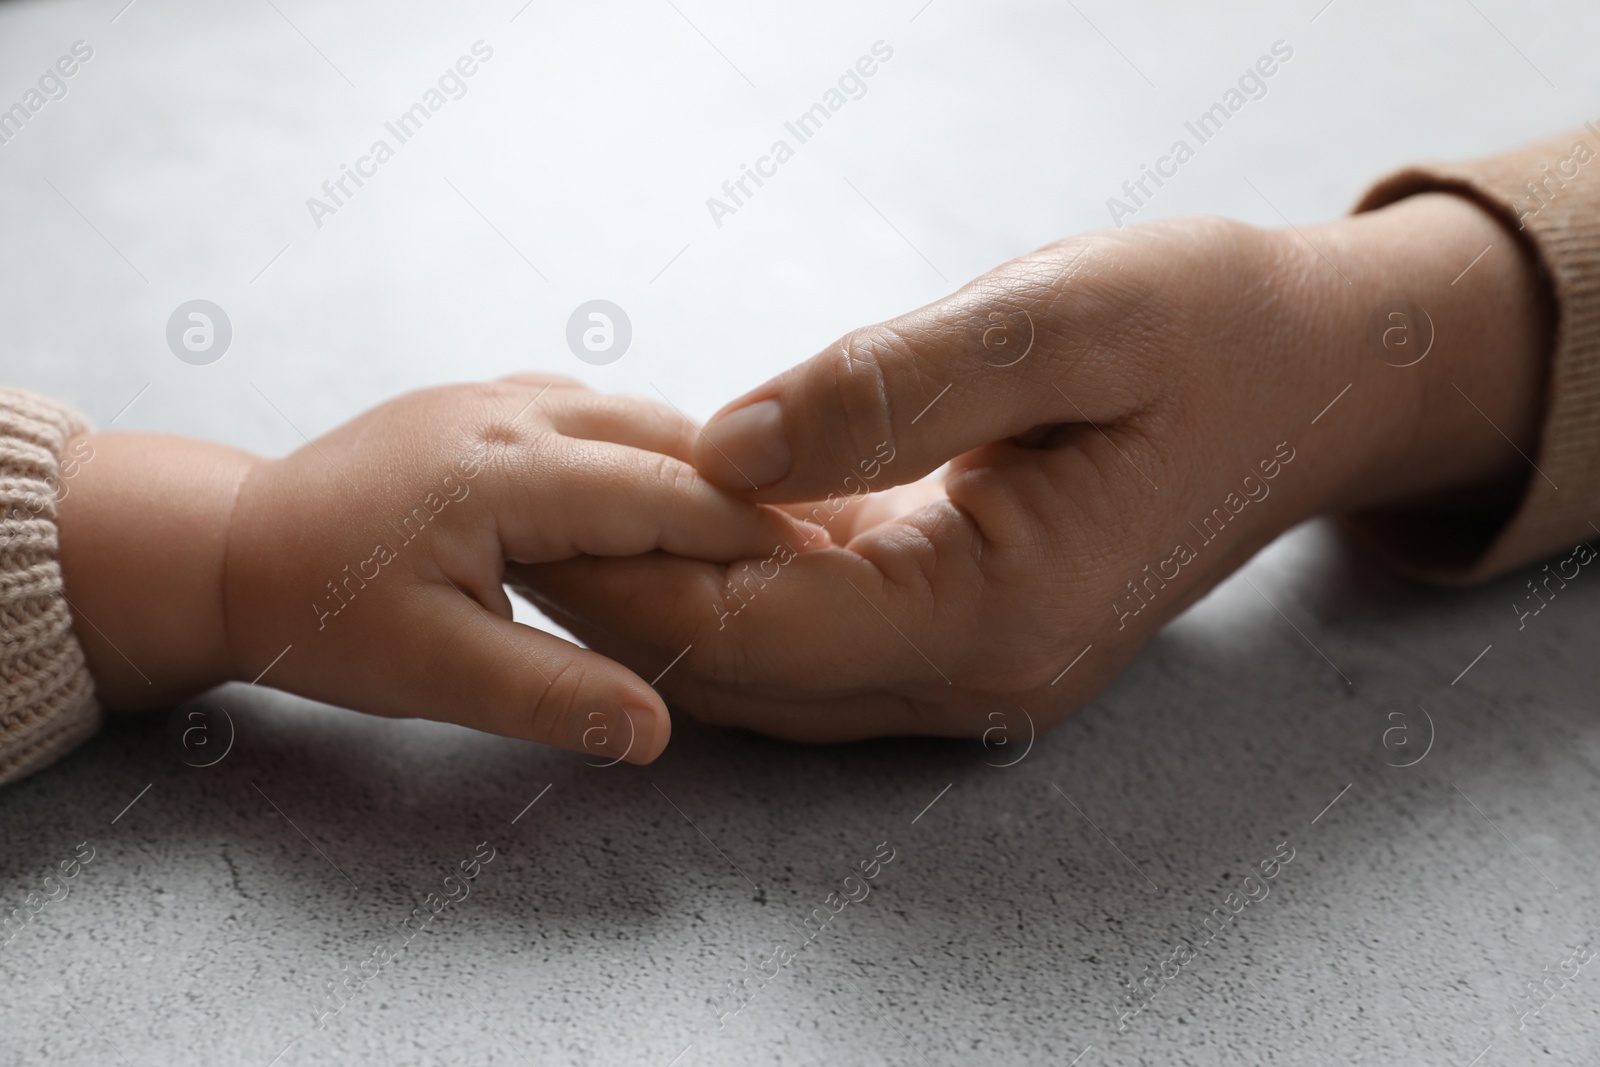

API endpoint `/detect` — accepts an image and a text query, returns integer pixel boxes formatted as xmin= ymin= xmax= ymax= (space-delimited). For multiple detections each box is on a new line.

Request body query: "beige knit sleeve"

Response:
xmin=0 ymin=389 xmax=99 ymax=787
xmin=1346 ymin=126 xmax=1600 ymax=584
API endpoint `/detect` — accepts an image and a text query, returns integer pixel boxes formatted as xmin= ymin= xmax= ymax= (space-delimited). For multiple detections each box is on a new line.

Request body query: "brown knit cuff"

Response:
xmin=1345 ymin=125 xmax=1600 ymax=584
xmin=0 ymin=388 xmax=99 ymax=788
xmin=1345 ymin=127 xmax=1600 ymax=582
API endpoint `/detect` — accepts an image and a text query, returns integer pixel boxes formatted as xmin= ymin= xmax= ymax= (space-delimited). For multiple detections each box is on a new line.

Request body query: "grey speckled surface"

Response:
xmin=4 ymin=0 xmax=1600 ymax=1063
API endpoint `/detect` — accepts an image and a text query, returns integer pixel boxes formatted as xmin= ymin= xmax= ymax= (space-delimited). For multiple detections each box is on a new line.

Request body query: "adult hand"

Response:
xmin=516 ymin=193 xmax=1548 ymax=743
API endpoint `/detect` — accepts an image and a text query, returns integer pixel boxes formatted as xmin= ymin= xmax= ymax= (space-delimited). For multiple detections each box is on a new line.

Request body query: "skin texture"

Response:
xmin=514 ymin=193 xmax=1551 ymax=744
xmin=52 ymin=194 xmax=1549 ymax=759
xmin=56 ymin=376 xmax=827 ymax=765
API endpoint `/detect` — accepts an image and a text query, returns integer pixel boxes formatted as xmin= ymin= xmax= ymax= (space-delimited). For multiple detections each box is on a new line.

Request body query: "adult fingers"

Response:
xmin=510 ymin=503 xmax=981 ymax=701
xmin=527 ymin=584 xmax=952 ymax=743
xmin=486 ymin=439 xmax=828 ymax=563
xmin=692 ymin=236 xmax=1151 ymax=502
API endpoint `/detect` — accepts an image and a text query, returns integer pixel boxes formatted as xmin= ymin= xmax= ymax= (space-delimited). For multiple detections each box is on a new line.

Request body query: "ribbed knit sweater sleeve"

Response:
xmin=0 ymin=388 xmax=99 ymax=787
xmin=1347 ymin=126 xmax=1600 ymax=583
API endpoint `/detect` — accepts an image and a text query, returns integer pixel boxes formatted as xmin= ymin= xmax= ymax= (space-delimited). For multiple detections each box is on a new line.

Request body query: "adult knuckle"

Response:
xmin=1067 ymin=254 xmax=1162 ymax=352
xmin=1161 ymin=213 xmax=1260 ymax=257
xmin=823 ymin=323 xmax=924 ymax=469
xmin=976 ymin=238 xmax=1156 ymax=402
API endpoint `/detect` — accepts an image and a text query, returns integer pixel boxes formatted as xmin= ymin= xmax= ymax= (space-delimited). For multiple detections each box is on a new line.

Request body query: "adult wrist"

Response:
xmin=1306 ymin=192 xmax=1550 ymax=517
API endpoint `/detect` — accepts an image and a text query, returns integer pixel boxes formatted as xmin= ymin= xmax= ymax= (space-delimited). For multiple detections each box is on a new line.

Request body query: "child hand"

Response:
xmin=57 ymin=375 xmax=825 ymax=764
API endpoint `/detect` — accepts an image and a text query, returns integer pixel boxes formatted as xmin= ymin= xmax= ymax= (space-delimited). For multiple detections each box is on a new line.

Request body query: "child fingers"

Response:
xmin=541 ymin=392 xmax=699 ymax=462
xmin=776 ymin=477 xmax=949 ymax=545
xmin=495 ymin=441 xmax=828 ymax=562
xmin=495 ymin=371 xmax=588 ymax=393
xmin=439 ymin=604 xmax=671 ymax=764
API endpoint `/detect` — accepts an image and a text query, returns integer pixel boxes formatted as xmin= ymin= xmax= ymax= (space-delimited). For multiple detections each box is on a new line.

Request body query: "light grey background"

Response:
xmin=3 ymin=0 xmax=1599 ymax=1063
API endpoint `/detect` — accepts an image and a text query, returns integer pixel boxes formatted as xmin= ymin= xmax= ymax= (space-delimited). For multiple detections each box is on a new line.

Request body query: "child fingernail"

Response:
xmin=791 ymin=519 xmax=831 ymax=548
xmin=700 ymin=399 xmax=790 ymax=489
xmin=573 ymin=703 xmax=664 ymax=764
xmin=620 ymin=705 xmax=665 ymax=764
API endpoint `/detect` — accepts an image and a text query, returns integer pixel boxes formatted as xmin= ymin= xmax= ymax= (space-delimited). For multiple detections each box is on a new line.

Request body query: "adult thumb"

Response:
xmin=693 ymin=248 xmax=1117 ymax=502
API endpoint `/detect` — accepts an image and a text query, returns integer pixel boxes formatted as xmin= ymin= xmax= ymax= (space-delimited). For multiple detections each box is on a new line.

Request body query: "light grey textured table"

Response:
xmin=4 ymin=0 xmax=1600 ymax=1063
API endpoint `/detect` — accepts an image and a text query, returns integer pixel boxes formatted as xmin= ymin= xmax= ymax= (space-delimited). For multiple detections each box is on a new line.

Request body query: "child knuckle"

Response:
xmin=650 ymin=453 xmax=699 ymax=497
xmin=525 ymin=659 xmax=585 ymax=744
